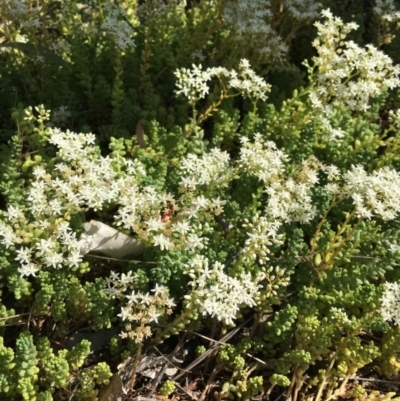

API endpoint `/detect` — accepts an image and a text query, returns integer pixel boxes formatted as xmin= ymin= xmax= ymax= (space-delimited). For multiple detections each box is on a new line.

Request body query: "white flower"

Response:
xmin=184 ymin=233 xmax=206 ymax=250
xmin=15 ymin=247 xmax=33 ymax=264
xmin=120 ymin=272 xmax=137 ymax=287
xmin=44 ymin=252 xmax=64 ymax=268
xmin=0 ymin=222 xmax=17 ymax=248
xmin=209 ymin=197 xmax=226 ymax=215
xmin=146 ymin=217 xmax=165 ymax=232
xmin=36 ymin=237 xmax=57 ymax=256
xmin=18 ymin=262 xmax=40 ymax=277
xmin=126 ymin=291 xmax=140 ymax=303
xmin=66 ymin=250 xmax=82 ymax=268
xmin=147 ymin=308 xmax=162 ymax=323
xmin=6 ymin=205 xmax=25 ymax=221
xmin=193 ymin=195 xmax=209 ymax=210
xmin=174 ymin=64 xmax=214 ymax=102
xmin=153 ymin=233 xmax=174 ymax=250
xmin=152 ymin=284 xmax=169 ymax=297
xmin=373 ymin=0 xmax=400 ymax=25
xmin=172 ymin=220 xmax=191 ymax=235
xmin=118 ymin=306 xmax=131 ymax=321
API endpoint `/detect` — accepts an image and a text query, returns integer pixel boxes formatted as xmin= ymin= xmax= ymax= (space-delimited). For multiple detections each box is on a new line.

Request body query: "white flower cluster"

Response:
xmin=266 ymin=157 xmax=320 ymax=223
xmin=239 ymin=134 xmax=288 ymax=184
xmin=223 ymin=0 xmax=288 ymax=62
xmin=0 ymin=121 xmax=146 ymax=275
xmin=380 ymin=282 xmax=400 ymax=325
xmin=39 ymin=128 xmax=131 ymax=212
xmin=0 ymin=207 xmax=82 ymax=276
xmin=183 ymin=255 xmax=264 ymax=325
xmin=341 ymin=165 xmax=400 ymax=220
xmin=104 ymin=270 xmax=137 ymax=299
xmin=117 ymin=284 xmax=176 ymax=342
xmin=103 ymin=271 xmax=176 ymax=342
xmin=180 ymin=148 xmax=233 ymax=190
xmin=115 ymin=186 xmax=220 ymax=253
xmin=0 ymin=126 xmax=131 ymax=275
xmin=230 ymin=59 xmax=271 ymax=101
xmin=49 ymin=39 xmax=71 ymax=57
xmin=325 ymin=163 xmax=400 ymax=221
xmin=100 ymin=3 xmax=136 ymax=51
xmin=266 ymin=176 xmax=317 ymax=223
xmin=223 ymin=0 xmax=319 ymax=63
xmin=310 ymin=9 xmax=400 ymax=112
xmin=175 ymin=65 xmax=223 ymax=102
xmin=319 ymin=117 xmax=346 ymax=142
xmin=242 ymin=215 xmax=283 ymax=265
xmin=114 ymin=185 xmax=167 ymax=233
xmin=51 ymin=105 xmax=72 ymax=125
xmin=224 ymin=0 xmax=271 ymax=38
xmin=284 ymin=0 xmax=320 ymax=20
xmin=174 ymin=59 xmax=271 ymax=103
xmin=239 ymin=135 xmax=319 ymax=223
xmin=373 ymin=0 xmax=400 ymax=23
xmin=2 ymin=112 xmax=224 ymax=279
xmin=23 ymin=118 xmax=225 ymax=257
xmin=373 ymin=0 xmax=400 ymax=46
xmin=3 ymin=0 xmax=42 ymax=30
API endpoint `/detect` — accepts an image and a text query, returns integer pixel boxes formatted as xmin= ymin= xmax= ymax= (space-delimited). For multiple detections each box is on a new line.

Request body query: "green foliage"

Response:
xmin=0 ymin=332 xmax=110 ymax=400
xmin=196 ymin=345 xmax=206 ymax=355
xmin=66 ymin=340 xmax=91 ymax=371
xmin=159 ymin=380 xmax=176 ymax=397
xmin=377 ymin=327 xmax=400 ymax=379
xmin=33 ymin=271 xmax=115 ymax=333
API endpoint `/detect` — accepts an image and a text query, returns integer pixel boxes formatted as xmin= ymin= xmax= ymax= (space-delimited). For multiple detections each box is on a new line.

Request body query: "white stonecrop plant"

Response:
xmin=0 ymin=125 xmax=238 ymax=269
xmin=3 ymin=6 xmax=400 ymax=329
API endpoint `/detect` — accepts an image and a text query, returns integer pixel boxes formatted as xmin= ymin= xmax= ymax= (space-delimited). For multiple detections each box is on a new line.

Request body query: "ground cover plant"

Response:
xmin=2 ymin=0 xmax=400 ymax=400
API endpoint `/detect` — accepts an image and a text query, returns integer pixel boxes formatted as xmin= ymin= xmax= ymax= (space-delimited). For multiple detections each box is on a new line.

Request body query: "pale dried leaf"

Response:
xmin=79 ymin=220 xmax=145 ymax=258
